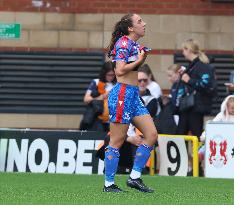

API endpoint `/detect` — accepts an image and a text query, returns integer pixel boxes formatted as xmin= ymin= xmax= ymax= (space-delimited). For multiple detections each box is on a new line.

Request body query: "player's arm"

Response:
xmin=115 ymin=50 xmax=147 ymax=77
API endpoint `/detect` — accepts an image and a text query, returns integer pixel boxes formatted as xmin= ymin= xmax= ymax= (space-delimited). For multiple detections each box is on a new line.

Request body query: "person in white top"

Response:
xmin=147 ymin=80 xmax=162 ymax=99
xmin=199 ymin=95 xmax=234 ymax=164
xmin=138 ymin=64 xmax=162 ymax=116
xmin=200 ymin=95 xmax=234 ymax=142
xmin=138 ymin=64 xmax=162 ymax=99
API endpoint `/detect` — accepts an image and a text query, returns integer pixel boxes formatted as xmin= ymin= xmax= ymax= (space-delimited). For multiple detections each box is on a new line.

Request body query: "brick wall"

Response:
xmin=0 ymin=1 xmax=233 ymax=128
xmin=1 ymin=0 xmax=234 ymax=15
xmin=0 ymin=11 xmax=234 ymax=90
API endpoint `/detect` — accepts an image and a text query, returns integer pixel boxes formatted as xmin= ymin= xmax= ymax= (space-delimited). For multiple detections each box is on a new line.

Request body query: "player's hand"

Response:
xmin=137 ymin=49 xmax=147 ymax=64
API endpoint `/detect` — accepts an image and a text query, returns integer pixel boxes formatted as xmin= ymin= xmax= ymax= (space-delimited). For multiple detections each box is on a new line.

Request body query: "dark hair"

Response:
xmin=107 ymin=13 xmax=134 ymax=57
xmin=138 ymin=64 xmax=156 ymax=82
xmin=99 ymin=61 xmax=116 ymax=83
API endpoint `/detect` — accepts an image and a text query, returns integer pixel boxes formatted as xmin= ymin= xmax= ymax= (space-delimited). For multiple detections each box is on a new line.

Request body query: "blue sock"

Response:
xmin=131 ymin=144 xmax=153 ymax=178
xmin=104 ymin=145 xmax=120 ymax=185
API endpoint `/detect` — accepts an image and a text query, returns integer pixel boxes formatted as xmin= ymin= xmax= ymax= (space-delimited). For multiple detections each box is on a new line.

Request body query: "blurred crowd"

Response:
xmin=79 ymin=38 xmax=234 ymax=175
xmin=80 ymin=38 xmax=233 ymax=136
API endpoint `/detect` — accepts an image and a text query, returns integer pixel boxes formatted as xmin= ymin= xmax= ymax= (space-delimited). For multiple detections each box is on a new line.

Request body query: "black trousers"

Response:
xmin=176 ymin=110 xmax=204 ymax=139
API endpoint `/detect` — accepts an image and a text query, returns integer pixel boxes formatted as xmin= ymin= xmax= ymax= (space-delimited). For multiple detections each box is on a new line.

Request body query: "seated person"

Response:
xmin=139 ymin=64 xmax=162 ymax=99
xmin=138 ymin=69 xmax=158 ymax=117
xmin=80 ymin=61 xmax=116 ymax=131
xmin=138 ymin=64 xmax=162 ymax=115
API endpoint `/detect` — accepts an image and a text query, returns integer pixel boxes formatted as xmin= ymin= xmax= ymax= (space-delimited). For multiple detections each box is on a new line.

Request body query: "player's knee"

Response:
xmin=147 ymin=130 xmax=158 ymax=145
xmin=152 ymin=130 xmax=158 ymax=143
xmin=109 ymin=139 xmax=125 ymax=149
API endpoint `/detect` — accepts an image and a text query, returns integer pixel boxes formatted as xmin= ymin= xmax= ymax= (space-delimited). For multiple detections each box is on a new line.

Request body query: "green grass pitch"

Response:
xmin=0 ymin=173 xmax=234 ymax=205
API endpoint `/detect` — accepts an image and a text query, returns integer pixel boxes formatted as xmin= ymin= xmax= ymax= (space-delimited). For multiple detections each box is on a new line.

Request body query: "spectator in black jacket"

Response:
xmin=177 ymin=38 xmax=216 ymax=138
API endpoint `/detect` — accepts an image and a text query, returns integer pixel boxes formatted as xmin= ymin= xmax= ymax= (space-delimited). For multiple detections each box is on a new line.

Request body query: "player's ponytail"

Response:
xmin=198 ymin=50 xmax=209 ymax=64
xmin=107 ymin=13 xmax=134 ymax=58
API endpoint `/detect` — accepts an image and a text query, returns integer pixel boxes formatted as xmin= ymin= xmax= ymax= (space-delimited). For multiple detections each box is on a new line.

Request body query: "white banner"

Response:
xmin=205 ymin=122 xmax=234 ymax=178
xmin=159 ymin=136 xmax=188 ymax=176
xmin=0 ymin=129 xmax=105 ymax=174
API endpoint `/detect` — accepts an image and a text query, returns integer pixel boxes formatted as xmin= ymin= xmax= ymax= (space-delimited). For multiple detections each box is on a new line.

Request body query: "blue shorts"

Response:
xmin=108 ymin=82 xmax=149 ymax=124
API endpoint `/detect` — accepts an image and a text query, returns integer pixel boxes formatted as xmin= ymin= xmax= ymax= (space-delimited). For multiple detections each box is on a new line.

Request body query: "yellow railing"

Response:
xmin=149 ymin=134 xmax=199 ymax=177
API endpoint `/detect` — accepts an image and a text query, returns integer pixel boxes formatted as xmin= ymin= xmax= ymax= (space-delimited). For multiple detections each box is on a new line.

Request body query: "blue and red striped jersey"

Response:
xmin=111 ymin=35 xmax=150 ymax=63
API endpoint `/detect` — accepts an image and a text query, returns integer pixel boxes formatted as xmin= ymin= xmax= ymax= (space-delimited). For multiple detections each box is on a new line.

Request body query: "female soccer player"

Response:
xmin=103 ymin=13 xmax=158 ymax=193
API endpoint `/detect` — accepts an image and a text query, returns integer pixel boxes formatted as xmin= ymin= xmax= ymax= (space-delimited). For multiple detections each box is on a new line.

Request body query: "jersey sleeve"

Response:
xmin=113 ymin=37 xmax=131 ymax=63
xmin=86 ymin=80 xmax=97 ymax=94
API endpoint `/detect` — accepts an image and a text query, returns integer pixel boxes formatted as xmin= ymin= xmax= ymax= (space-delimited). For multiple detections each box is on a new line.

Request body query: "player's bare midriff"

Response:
xmin=116 ymin=71 xmax=138 ymax=86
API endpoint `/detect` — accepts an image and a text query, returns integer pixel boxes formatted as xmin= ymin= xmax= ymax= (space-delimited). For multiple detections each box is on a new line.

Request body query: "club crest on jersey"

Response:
xmin=118 ymin=101 xmax=123 ymax=106
xmin=121 ymin=40 xmax=128 ymax=48
xmin=123 ymin=112 xmax=130 ymax=121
